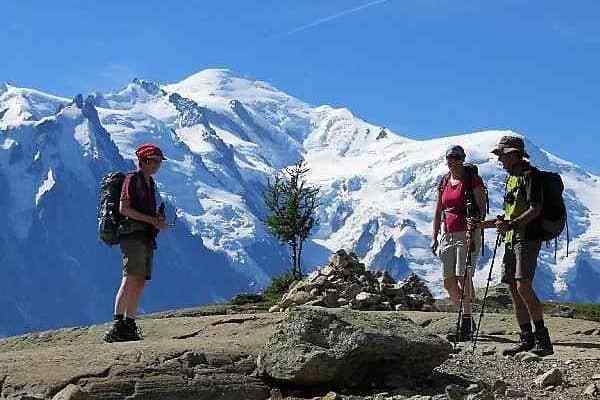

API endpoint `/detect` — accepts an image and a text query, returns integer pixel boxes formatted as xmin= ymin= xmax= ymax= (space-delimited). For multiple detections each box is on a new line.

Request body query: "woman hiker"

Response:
xmin=431 ymin=145 xmax=487 ymax=342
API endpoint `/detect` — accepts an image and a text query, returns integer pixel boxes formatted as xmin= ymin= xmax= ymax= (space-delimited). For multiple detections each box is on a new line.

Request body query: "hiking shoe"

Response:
xmin=502 ymin=331 xmax=535 ymax=356
xmin=530 ymin=327 xmax=554 ymax=357
xmin=103 ymin=320 xmax=128 ymax=343
xmin=123 ymin=319 xmax=143 ymax=341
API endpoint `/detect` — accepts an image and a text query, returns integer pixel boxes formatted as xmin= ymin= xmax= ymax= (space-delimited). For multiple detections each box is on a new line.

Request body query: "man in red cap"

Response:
xmin=104 ymin=143 xmax=168 ymax=342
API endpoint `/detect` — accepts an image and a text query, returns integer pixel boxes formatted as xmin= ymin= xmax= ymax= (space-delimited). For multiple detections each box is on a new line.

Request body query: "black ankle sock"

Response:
xmin=520 ymin=322 xmax=533 ymax=333
xmin=125 ymin=317 xmax=135 ymax=324
xmin=533 ymin=319 xmax=545 ymax=331
xmin=462 ymin=315 xmax=472 ymax=330
xmin=114 ymin=314 xmax=124 ymax=321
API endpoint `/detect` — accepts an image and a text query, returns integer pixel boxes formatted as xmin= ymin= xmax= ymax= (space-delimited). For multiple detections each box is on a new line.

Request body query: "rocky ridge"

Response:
xmin=1 ymin=301 xmax=600 ymax=400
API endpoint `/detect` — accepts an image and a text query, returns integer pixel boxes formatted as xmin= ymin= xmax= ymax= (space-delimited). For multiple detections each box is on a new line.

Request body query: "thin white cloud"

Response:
xmin=277 ymin=0 xmax=392 ymax=38
xmin=99 ymin=64 xmax=137 ymax=85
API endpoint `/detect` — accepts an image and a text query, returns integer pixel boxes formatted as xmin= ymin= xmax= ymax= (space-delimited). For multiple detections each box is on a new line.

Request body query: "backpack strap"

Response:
xmin=463 ymin=164 xmax=483 ymax=219
xmin=438 ymin=173 xmax=451 ymax=193
xmin=463 ymin=164 xmax=475 ymax=191
xmin=131 ymin=170 xmax=156 ymax=193
xmin=522 ymin=164 xmax=540 ymax=206
xmin=566 ymin=211 xmax=570 ymax=257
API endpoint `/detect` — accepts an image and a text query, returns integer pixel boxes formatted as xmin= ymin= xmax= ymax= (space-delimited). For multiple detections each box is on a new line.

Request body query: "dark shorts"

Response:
xmin=501 ymin=239 xmax=542 ymax=283
xmin=120 ymin=235 xmax=154 ymax=280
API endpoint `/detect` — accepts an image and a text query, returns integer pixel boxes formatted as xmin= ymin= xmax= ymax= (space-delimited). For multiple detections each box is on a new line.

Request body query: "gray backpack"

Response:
xmin=97 ymin=172 xmax=126 ymax=246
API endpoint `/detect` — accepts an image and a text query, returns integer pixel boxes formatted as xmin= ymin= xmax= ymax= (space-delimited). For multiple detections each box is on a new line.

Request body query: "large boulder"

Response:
xmin=256 ymin=306 xmax=452 ymax=388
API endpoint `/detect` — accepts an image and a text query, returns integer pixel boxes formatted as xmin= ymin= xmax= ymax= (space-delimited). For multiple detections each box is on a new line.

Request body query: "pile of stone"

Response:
xmin=270 ymin=249 xmax=435 ymax=313
xmin=549 ymin=304 xmax=576 ymax=318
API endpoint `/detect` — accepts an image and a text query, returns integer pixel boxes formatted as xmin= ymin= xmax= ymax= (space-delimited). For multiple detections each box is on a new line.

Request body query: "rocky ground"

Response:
xmin=409 ymin=311 xmax=600 ymax=400
xmin=1 ymin=302 xmax=600 ymax=400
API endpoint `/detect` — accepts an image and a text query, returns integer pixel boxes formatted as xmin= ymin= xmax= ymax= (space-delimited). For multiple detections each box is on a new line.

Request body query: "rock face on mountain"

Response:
xmin=1 ymin=69 xmax=600 ymax=336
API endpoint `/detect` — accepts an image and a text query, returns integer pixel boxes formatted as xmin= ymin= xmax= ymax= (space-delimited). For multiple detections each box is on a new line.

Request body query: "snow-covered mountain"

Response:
xmin=1 ymin=69 xmax=599 ymax=336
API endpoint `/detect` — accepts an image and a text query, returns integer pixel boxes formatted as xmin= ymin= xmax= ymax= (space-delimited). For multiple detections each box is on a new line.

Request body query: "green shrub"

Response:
xmin=263 ymin=272 xmax=301 ymax=304
xmin=543 ymin=302 xmax=600 ymax=322
xmin=230 ymin=293 xmax=265 ymax=305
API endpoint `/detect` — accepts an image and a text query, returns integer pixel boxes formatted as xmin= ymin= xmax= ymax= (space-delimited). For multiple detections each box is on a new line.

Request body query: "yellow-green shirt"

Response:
xmin=503 ymin=164 xmax=543 ymax=243
xmin=504 ymin=175 xmax=529 ymax=243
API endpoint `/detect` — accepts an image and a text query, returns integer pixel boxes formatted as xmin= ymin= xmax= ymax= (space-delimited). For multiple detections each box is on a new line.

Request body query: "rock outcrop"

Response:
xmin=0 ymin=307 xmax=279 ymax=400
xmin=3 ymin=302 xmax=600 ymax=399
xmin=257 ymin=306 xmax=452 ymax=387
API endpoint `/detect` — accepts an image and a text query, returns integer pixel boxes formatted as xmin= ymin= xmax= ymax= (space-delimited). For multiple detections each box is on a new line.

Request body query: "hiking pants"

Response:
xmin=439 ymin=230 xmax=481 ymax=278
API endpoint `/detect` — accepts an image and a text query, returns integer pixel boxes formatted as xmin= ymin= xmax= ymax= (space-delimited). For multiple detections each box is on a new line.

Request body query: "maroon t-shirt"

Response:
xmin=441 ymin=175 xmax=484 ymax=232
xmin=120 ymin=171 xmax=157 ymax=234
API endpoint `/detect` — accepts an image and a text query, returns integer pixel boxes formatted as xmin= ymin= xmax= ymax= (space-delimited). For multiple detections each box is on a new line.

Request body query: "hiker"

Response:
xmin=104 ymin=143 xmax=168 ymax=342
xmin=478 ymin=135 xmax=554 ymax=356
xmin=432 ymin=145 xmax=487 ymax=342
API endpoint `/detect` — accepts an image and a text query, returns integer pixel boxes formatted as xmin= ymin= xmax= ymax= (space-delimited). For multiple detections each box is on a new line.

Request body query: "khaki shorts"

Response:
xmin=501 ymin=239 xmax=542 ymax=283
xmin=439 ymin=230 xmax=481 ymax=279
xmin=120 ymin=236 xmax=154 ymax=280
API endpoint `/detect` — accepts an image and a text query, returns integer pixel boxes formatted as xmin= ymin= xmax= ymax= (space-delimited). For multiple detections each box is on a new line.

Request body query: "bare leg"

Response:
xmin=444 ymin=277 xmax=461 ymax=305
xmin=458 ymin=271 xmax=474 ymax=315
xmin=125 ymin=276 xmax=146 ymax=318
xmin=114 ymin=276 xmax=130 ymax=316
xmin=508 ymin=281 xmax=531 ymax=325
xmin=516 ymin=280 xmax=543 ymax=321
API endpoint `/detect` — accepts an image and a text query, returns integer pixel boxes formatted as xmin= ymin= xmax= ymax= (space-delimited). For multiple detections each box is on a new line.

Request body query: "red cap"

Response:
xmin=135 ymin=143 xmax=166 ymax=161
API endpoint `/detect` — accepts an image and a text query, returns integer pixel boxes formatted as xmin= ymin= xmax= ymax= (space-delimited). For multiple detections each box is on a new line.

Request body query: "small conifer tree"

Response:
xmin=264 ymin=159 xmax=320 ymax=278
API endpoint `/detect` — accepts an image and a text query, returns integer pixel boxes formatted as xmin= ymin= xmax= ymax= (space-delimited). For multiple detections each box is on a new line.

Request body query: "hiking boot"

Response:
xmin=103 ymin=319 xmax=128 ymax=343
xmin=446 ymin=317 xmax=473 ymax=342
xmin=502 ymin=331 xmax=535 ymax=356
xmin=123 ymin=318 xmax=143 ymax=341
xmin=530 ymin=327 xmax=554 ymax=357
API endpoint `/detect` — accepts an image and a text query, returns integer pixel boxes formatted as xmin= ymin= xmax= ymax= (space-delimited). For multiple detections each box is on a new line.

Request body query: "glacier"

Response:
xmin=1 ymin=69 xmax=599 ymax=336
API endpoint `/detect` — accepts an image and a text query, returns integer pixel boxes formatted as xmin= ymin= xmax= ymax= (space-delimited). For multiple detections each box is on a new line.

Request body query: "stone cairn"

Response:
xmin=270 ymin=249 xmax=436 ymax=313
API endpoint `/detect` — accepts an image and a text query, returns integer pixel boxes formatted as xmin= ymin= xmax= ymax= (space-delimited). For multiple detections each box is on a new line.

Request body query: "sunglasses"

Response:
xmin=446 ymin=155 xmax=463 ymax=161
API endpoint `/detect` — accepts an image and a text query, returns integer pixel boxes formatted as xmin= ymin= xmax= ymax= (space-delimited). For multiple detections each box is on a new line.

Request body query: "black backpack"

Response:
xmin=532 ymin=168 xmax=568 ymax=242
xmin=511 ymin=167 xmax=570 ymax=260
xmin=97 ymin=172 xmax=126 ymax=246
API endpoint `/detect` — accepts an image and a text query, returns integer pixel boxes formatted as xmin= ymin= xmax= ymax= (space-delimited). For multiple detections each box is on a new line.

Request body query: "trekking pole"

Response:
xmin=168 ymin=211 xmax=179 ymax=227
xmin=472 ymin=232 xmax=502 ymax=353
xmin=453 ymin=229 xmax=473 ymax=350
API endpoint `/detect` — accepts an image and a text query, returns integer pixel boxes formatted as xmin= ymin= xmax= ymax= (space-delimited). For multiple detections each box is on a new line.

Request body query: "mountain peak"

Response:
xmin=130 ymin=78 xmax=162 ymax=95
xmin=177 ymin=68 xmax=238 ymax=84
xmin=166 ymin=68 xmax=290 ymax=105
xmin=0 ymin=85 xmax=69 ymax=128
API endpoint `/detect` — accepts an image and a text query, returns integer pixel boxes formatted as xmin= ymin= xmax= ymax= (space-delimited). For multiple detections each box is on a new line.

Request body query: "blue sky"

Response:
xmin=2 ymin=0 xmax=599 ymax=172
